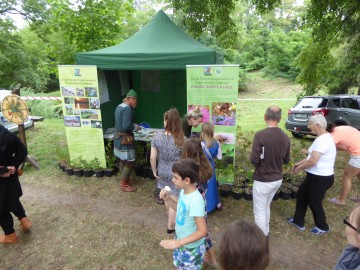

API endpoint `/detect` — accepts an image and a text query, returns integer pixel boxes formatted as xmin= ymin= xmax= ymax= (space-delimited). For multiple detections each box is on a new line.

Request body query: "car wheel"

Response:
xmin=291 ymin=132 xmax=304 ymax=138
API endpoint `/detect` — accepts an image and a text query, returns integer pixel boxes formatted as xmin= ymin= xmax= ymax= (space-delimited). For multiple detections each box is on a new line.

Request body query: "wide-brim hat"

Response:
xmin=126 ymin=89 xmax=138 ymax=98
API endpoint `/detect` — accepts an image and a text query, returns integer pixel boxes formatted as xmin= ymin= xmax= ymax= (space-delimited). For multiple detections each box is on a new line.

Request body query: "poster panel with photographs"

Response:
xmin=186 ymin=65 xmax=239 ymax=184
xmin=58 ymin=65 xmax=106 ymax=168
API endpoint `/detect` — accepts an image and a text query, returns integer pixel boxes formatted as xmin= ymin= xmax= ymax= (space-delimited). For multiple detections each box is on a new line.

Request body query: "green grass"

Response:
xmin=1 ymin=75 xmax=357 ymax=269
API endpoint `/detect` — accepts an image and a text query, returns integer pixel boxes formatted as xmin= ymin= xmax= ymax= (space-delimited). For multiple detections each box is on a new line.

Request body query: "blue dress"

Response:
xmin=202 ymin=140 xmax=221 ymax=213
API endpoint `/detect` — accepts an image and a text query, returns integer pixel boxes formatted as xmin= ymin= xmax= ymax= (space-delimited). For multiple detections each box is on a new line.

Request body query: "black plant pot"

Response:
xmin=147 ymin=168 xmax=156 ymax=180
xmin=141 ymin=166 xmax=149 ymax=178
xmin=65 ymin=167 xmax=74 ymax=176
xmin=58 ymin=162 xmax=63 ymax=170
xmin=104 ymin=168 xmax=114 ymax=177
xmin=219 ymin=185 xmax=232 ymax=197
xmin=243 ymin=187 xmax=253 ymax=201
xmin=94 ymin=169 xmax=104 ymax=178
xmin=73 ymin=168 xmax=83 ymax=177
xmin=272 ymin=191 xmax=280 ymax=201
xmin=134 ymin=165 xmax=143 ymax=177
xmin=232 ymin=191 xmax=243 ymax=200
xmin=279 ymin=188 xmax=292 ymax=200
xmin=83 ymin=169 xmax=94 ymax=177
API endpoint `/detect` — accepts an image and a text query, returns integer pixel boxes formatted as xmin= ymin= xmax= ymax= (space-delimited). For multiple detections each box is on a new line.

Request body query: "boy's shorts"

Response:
xmin=173 ymin=243 xmax=205 ymax=270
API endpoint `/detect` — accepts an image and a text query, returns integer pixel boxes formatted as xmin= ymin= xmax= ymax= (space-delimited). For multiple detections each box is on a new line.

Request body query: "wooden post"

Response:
xmin=12 ymin=87 xmax=20 ymax=96
xmin=18 ymin=123 xmax=27 ymax=146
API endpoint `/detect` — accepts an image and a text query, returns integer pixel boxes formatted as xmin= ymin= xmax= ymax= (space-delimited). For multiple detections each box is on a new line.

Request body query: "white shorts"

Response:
xmin=349 ymin=156 xmax=360 ymax=169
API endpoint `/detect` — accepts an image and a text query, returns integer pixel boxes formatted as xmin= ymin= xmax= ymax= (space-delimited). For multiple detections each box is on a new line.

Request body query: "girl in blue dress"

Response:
xmin=200 ymin=122 xmax=223 ymax=213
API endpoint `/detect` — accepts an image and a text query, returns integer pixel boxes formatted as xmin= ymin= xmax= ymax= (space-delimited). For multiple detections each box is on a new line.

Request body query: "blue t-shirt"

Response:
xmin=175 ymin=189 xmax=205 ymax=249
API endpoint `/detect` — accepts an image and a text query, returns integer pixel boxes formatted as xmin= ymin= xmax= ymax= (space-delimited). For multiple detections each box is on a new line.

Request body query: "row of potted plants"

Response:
xmin=58 ymin=157 xmax=118 ymax=178
xmin=219 ymin=171 xmax=303 ymax=201
xmin=219 ymin=182 xmax=299 ymax=201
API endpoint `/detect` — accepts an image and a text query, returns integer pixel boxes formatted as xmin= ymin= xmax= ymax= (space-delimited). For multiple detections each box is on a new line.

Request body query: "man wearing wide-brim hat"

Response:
xmin=113 ymin=89 xmax=141 ymax=192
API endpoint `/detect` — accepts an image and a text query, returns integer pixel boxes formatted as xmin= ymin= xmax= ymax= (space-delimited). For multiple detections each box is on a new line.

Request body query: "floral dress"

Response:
xmin=151 ymin=132 xmax=182 ymax=197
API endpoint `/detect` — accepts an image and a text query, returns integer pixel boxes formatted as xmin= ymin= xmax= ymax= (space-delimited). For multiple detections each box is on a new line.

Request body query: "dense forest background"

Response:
xmin=1 ymin=0 xmax=359 ymax=96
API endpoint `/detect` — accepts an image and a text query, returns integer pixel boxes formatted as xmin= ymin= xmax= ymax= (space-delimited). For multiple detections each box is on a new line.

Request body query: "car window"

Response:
xmin=332 ymin=98 xmax=340 ymax=107
xmin=341 ymin=98 xmax=360 ymax=110
xmin=293 ymin=98 xmax=328 ymax=109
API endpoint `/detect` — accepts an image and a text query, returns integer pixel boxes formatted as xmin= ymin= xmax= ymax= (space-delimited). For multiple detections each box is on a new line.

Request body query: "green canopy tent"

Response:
xmin=76 ymin=10 xmax=223 ymax=128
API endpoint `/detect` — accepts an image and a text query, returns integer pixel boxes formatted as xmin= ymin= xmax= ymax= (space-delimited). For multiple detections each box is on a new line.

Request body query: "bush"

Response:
xmin=20 ymin=87 xmax=63 ymax=118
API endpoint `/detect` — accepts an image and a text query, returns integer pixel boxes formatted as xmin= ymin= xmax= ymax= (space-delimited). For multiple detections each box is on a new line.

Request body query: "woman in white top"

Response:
xmin=287 ymin=114 xmax=336 ymax=235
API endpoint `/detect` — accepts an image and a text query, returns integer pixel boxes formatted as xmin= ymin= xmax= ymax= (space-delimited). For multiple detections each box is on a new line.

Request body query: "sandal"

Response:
xmin=351 ymin=196 xmax=360 ymax=203
xmin=310 ymin=227 xmax=329 ymax=235
xmin=329 ymin=197 xmax=346 ymax=206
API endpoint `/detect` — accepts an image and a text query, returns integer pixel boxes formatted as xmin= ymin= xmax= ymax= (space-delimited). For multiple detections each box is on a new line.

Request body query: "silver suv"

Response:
xmin=285 ymin=95 xmax=360 ymax=137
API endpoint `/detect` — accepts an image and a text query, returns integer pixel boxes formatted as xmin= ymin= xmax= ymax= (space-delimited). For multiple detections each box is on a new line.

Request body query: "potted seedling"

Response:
xmin=219 ymin=184 xmax=232 ymax=197
xmin=73 ymin=156 xmax=84 ymax=177
xmin=104 ymin=154 xmax=117 ymax=177
xmin=93 ymin=158 xmax=104 ymax=178
xmin=232 ymin=186 xmax=243 ymax=200
xmin=55 ymin=142 xmax=70 ymax=172
xmin=82 ymin=159 xmax=94 ymax=177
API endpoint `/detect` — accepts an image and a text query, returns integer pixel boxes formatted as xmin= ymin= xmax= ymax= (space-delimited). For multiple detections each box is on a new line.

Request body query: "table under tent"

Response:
xmin=76 ymin=10 xmax=223 ymax=129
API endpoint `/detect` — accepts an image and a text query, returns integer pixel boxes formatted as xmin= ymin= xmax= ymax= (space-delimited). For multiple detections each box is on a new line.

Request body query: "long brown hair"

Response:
xmin=181 ymin=138 xmax=213 ymax=183
xmin=164 ymin=108 xmax=185 ymax=147
xmin=200 ymin=122 xmax=216 ymax=148
xmin=220 ymin=220 xmax=270 ymax=270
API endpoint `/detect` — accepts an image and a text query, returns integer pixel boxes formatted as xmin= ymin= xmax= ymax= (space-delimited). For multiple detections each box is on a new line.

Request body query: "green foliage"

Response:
xmin=254 ymin=0 xmax=360 ymax=94
xmin=20 ymin=87 xmax=63 ymax=118
xmin=92 ymin=158 xmax=103 ymax=170
xmin=104 ymin=140 xmax=116 ymax=168
xmin=55 ymin=141 xmax=69 ymax=163
xmin=170 ymin=0 xmax=237 ymax=47
xmin=264 ymin=28 xmax=310 ymax=79
xmin=48 ymin=0 xmax=134 ymax=53
xmin=294 ymin=41 xmax=334 ymax=95
xmin=135 ymin=141 xmax=147 ymax=165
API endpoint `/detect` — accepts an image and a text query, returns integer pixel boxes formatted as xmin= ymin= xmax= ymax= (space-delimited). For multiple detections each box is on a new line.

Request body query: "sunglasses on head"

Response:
xmin=343 ymin=216 xmax=360 ymax=233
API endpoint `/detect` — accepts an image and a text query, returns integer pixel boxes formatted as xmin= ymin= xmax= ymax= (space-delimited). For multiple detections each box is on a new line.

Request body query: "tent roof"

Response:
xmin=76 ymin=10 xmax=222 ymax=70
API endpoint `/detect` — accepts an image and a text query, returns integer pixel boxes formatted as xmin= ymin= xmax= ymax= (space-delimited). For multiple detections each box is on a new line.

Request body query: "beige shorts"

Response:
xmin=349 ymin=156 xmax=360 ymax=169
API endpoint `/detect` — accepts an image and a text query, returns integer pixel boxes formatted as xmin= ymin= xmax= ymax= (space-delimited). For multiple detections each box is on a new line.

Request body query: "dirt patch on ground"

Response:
xmin=21 ymin=183 xmax=339 ymax=269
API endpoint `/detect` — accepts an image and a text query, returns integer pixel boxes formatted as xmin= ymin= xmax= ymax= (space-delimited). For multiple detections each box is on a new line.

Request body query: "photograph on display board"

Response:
xmin=91 ymin=120 xmax=102 ymax=128
xmin=74 ymin=109 xmax=80 ymax=115
xmin=76 ymin=88 xmax=84 ymax=97
xmin=221 ymin=144 xmax=235 ymax=157
xmin=74 ymin=98 xmax=90 ymax=109
xmin=64 ymin=97 xmax=74 ymax=104
xmin=214 ymin=132 xmax=235 ymax=145
xmin=64 ymin=116 xmax=81 ymax=127
xmin=211 ymin=102 xmax=236 ymax=126
xmin=81 ymin=110 xmax=99 ymax=120
xmin=90 ymin=98 xmax=100 ymax=109
xmin=81 ymin=120 xmax=91 ymax=127
xmin=65 ymin=105 xmax=73 ymax=115
xmin=61 ymin=86 xmax=75 ymax=96
xmin=85 ymin=87 xmax=98 ymax=97
xmin=187 ymin=105 xmax=210 ymax=123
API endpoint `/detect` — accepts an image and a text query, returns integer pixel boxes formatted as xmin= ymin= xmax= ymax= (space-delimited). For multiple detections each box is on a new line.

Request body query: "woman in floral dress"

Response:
xmin=150 ymin=108 xmax=185 ymax=234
